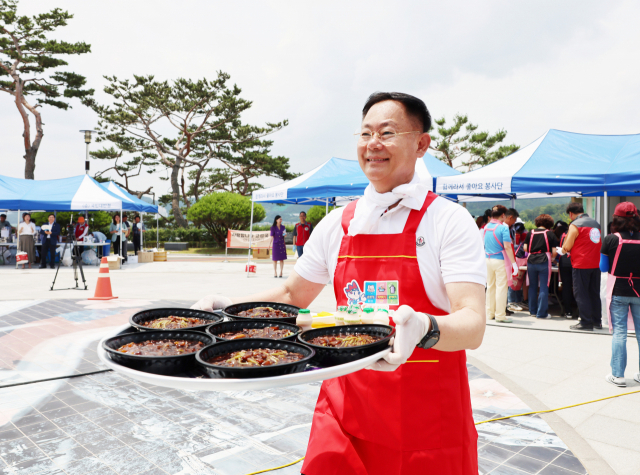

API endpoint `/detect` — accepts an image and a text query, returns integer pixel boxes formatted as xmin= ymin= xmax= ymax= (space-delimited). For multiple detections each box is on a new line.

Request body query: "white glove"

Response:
xmin=368 ymin=305 xmax=430 ymax=372
xmin=556 ymin=247 xmax=565 ymax=256
xmin=190 ymin=294 xmax=233 ymax=312
xmin=512 ymin=263 xmax=519 ymax=276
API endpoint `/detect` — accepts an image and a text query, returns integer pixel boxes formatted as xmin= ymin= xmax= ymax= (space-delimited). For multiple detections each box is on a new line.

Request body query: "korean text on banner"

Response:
xmin=227 ymin=230 xmax=272 ymax=249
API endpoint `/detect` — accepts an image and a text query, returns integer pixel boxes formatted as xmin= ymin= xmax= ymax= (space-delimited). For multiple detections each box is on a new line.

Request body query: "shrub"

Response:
xmin=187 ymin=192 xmax=266 ymax=246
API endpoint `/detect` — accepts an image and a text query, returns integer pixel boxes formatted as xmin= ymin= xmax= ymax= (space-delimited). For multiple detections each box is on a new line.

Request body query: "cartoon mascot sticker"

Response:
xmin=344 ymin=279 xmax=365 ymax=306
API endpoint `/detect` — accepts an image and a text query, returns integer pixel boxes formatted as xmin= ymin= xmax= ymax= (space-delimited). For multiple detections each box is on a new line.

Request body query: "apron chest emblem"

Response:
xmin=344 ymin=280 xmax=366 ymax=306
xmin=416 ymin=236 xmax=425 ymax=247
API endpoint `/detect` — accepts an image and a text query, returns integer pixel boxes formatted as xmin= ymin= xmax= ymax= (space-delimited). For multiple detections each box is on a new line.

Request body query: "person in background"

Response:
xmin=270 ymin=215 xmax=287 ymax=278
xmin=91 ymin=230 xmax=108 ymax=259
xmin=0 ymin=214 xmax=11 ymax=238
xmin=600 ymin=202 xmax=640 ymax=387
xmin=39 ymin=214 xmax=60 ymax=269
xmin=18 ymin=213 xmax=36 ymax=269
xmin=561 ymin=202 xmax=602 ymax=331
xmin=484 ymin=204 xmax=518 ymax=323
xmin=292 ymin=211 xmax=313 ymax=257
xmin=132 ymin=215 xmax=145 ymax=255
xmin=121 ymin=214 xmax=131 ymax=263
xmin=74 ymin=215 xmax=89 ymax=255
xmin=477 ymin=209 xmax=491 ymax=238
xmin=110 ymin=214 xmax=125 ymax=260
xmin=505 ymin=208 xmax=520 ymax=314
xmin=554 ymin=221 xmax=575 ymax=318
xmin=475 ymin=216 xmax=486 ymax=230
xmin=524 ymin=214 xmax=558 ymax=319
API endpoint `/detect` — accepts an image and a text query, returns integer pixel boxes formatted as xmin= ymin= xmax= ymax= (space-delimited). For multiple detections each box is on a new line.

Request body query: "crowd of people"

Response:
xmin=1 ymin=212 xmax=146 ymax=267
xmin=269 ymin=210 xmax=313 ymax=277
xmin=480 ymin=201 xmax=640 ymax=387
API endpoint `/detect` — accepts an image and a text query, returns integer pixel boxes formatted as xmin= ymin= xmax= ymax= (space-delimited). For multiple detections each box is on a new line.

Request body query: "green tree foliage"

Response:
xmin=306 ymin=205 xmax=336 ymax=226
xmin=186 ymin=192 xmax=265 ymax=246
xmin=0 ymin=0 xmax=92 ymax=178
xmin=84 ymin=73 xmax=292 ymax=226
xmin=519 ymin=203 xmax=569 ymax=225
xmin=429 ymin=114 xmax=519 ymax=172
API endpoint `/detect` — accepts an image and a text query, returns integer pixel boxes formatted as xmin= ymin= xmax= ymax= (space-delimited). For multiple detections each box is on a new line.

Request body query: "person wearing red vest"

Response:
xmin=191 ymin=92 xmax=487 ymax=474
xmin=293 ymin=212 xmax=313 ymax=257
xmin=74 ymin=216 xmax=89 ymax=254
xmin=560 ymin=202 xmax=602 ymax=330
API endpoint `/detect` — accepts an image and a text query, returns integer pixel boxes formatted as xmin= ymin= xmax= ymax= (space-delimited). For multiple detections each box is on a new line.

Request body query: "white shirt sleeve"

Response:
xmin=439 ymin=206 xmax=487 ymax=286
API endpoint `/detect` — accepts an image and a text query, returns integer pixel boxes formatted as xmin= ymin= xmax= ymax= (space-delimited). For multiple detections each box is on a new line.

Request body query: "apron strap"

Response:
xmin=340 ymin=192 xmax=438 ymax=236
xmin=611 ymin=232 xmax=640 ymax=297
xmin=403 ymin=191 xmax=438 ymax=234
xmin=341 ymin=200 xmax=359 ymax=234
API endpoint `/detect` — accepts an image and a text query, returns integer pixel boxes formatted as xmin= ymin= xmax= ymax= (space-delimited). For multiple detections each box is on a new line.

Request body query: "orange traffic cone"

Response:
xmin=89 ymin=257 xmax=118 ymax=300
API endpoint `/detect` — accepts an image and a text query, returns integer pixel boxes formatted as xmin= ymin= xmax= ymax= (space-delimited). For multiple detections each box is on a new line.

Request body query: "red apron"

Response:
xmin=483 ymin=219 xmax=514 ymax=288
xmin=302 ymin=192 xmax=477 ymax=475
xmin=525 ymin=230 xmax=552 ymax=287
xmin=605 ymin=232 xmax=639 ymax=334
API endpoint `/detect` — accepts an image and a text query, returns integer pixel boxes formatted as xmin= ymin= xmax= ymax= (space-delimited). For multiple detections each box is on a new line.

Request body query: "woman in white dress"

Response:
xmin=18 ymin=213 xmax=36 ymax=268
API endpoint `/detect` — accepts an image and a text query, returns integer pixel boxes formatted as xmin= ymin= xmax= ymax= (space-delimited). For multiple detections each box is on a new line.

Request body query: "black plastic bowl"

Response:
xmin=222 ymin=302 xmax=299 ymax=325
xmin=298 ymin=324 xmax=395 ymax=367
xmin=206 ymin=320 xmax=302 ymax=342
xmin=103 ymin=330 xmax=215 ymax=375
xmin=130 ymin=308 xmax=223 ymax=332
xmin=196 ymin=338 xmax=314 ymax=379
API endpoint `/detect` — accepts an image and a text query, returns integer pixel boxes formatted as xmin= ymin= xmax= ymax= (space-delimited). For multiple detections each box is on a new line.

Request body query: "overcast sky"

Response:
xmin=2 ymin=0 xmax=639 ymax=198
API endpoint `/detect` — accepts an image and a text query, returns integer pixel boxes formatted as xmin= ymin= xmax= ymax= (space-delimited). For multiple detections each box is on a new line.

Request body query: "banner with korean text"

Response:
xmin=227 ymin=230 xmax=271 ymax=249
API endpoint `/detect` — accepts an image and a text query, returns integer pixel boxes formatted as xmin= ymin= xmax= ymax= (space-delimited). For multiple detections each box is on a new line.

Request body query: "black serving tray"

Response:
xmin=130 ymin=308 xmax=223 ymax=332
xmin=222 ymin=302 xmax=299 ymax=325
xmin=298 ymin=324 xmax=395 ymax=367
xmin=206 ymin=320 xmax=302 ymax=342
xmin=102 ymin=329 xmax=215 ymax=376
xmin=196 ymin=338 xmax=315 ymax=379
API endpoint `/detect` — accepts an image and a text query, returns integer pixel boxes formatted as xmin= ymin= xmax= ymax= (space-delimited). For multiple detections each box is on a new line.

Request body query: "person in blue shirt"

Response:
xmin=483 ymin=205 xmax=518 ymax=323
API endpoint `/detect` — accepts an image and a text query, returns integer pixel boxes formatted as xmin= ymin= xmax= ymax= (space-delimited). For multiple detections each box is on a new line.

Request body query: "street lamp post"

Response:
xmin=79 ymin=130 xmax=96 ymax=174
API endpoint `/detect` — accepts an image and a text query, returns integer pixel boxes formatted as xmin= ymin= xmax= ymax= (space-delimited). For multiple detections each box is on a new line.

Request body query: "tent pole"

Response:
xmin=603 ymin=191 xmax=608 ymax=237
xmin=15 ymin=208 xmax=20 ymax=269
xmin=247 ymin=200 xmax=254 ymax=277
xmin=326 ymin=198 xmax=329 ymax=216
xmin=156 ymin=214 xmax=159 ymax=248
xmin=120 ymin=209 xmax=123 ymax=262
xmin=510 ymin=196 xmax=516 ymax=208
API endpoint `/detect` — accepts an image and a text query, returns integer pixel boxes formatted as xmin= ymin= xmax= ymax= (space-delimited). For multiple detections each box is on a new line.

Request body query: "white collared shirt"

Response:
xmin=294 ymin=192 xmax=486 ymax=312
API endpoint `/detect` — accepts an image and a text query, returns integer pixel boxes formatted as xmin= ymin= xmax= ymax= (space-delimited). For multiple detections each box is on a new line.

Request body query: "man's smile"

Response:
xmin=366 ymin=157 xmax=389 ymax=162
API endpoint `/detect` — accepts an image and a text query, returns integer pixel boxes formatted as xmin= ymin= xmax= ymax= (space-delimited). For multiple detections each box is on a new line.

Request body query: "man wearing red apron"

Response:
xmin=192 ymin=92 xmax=488 ymax=474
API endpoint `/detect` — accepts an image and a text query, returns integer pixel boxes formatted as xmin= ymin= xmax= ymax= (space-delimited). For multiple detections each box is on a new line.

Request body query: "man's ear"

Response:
xmin=416 ymin=133 xmax=431 ymax=157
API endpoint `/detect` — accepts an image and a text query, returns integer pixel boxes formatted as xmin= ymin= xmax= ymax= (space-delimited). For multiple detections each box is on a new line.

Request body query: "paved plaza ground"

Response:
xmin=0 ymin=257 xmax=638 ymax=474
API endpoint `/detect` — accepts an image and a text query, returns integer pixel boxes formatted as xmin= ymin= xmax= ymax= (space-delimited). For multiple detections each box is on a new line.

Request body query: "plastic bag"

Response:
xmin=60 ymin=247 xmax=73 ymax=267
xmin=82 ymin=249 xmax=99 ymax=266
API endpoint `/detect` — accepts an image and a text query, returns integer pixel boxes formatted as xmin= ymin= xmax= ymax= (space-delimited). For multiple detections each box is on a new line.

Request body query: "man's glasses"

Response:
xmin=354 ymin=130 xmax=421 ymax=143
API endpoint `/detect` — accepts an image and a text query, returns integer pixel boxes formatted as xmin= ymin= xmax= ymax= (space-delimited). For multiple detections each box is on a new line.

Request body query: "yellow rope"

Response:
xmin=474 ymin=388 xmax=640 ymax=425
xmin=242 ymin=389 xmax=640 ymax=474
xmin=243 ymin=456 xmax=306 ymax=475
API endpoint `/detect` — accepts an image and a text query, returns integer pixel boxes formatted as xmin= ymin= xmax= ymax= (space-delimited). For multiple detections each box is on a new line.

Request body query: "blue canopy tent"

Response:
xmin=252 ymin=153 xmax=460 ymax=205
xmin=436 ymin=129 xmax=640 ymax=229
xmin=0 ymin=175 xmax=158 ymax=264
xmin=245 ymin=154 xmax=460 ymax=273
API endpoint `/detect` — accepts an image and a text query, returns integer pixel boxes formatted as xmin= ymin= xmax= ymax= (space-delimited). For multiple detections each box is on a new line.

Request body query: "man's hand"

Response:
xmin=368 ymin=305 xmax=430 ymax=372
xmin=190 ymin=294 xmax=233 ymax=312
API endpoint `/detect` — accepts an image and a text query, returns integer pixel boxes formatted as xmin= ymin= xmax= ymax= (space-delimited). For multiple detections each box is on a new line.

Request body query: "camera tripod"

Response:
xmin=50 ymin=229 xmax=88 ymax=291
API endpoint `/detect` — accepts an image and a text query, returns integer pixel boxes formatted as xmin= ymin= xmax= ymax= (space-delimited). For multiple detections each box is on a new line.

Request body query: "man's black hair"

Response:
xmin=566 ymin=202 xmax=584 ymax=215
xmin=362 ymin=92 xmax=432 ymax=132
xmin=48 ymin=213 xmax=55 ymax=218
xmin=506 ymin=208 xmax=519 ymax=218
xmin=300 ymin=211 xmax=306 ymax=216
